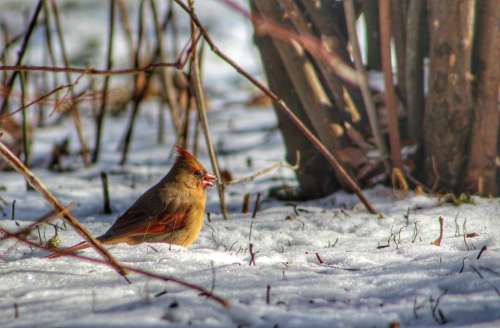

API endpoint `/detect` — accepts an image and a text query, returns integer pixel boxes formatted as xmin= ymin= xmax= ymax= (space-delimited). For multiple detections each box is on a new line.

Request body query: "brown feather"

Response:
xmin=48 ymin=146 xmax=210 ymax=258
xmin=174 ymin=145 xmax=206 ymax=174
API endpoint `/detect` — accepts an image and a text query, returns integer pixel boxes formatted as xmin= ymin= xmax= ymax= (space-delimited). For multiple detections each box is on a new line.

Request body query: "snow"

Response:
xmin=1 ymin=0 xmax=500 ymax=327
xmin=3 ymin=185 xmax=500 ymax=327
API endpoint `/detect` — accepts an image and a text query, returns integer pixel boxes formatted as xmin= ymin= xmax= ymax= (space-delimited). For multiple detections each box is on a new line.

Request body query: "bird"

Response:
xmin=48 ymin=146 xmax=216 ymax=258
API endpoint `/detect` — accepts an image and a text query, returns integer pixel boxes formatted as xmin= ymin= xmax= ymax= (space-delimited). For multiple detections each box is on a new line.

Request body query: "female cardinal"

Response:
xmin=48 ymin=146 xmax=215 ymax=258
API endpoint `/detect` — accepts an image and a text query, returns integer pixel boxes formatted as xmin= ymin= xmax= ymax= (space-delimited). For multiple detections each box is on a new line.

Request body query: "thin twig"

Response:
xmin=459 ymin=257 xmax=466 ymax=273
xmin=92 ymin=0 xmax=116 ymax=163
xmin=116 ymin=0 xmax=134 ymax=63
xmin=477 ymin=245 xmax=487 ymax=260
xmin=42 ymin=0 xmax=60 ymax=105
xmin=0 ymin=62 xmax=178 ymax=76
xmin=150 ymin=0 xmax=182 ymax=135
xmin=0 ymin=21 xmax=41 ymax=60
xmin=11 ymin=200 xmax=16 ymax=221
xmin=0 ymin=34 xmax=199 ymax=78
xmin=50 ymin=0 xmax=91 ymax=166
xmin=20 ymin=72 xmax=31 ymax=177
xmin=251 ymin=192 xmax=261 ymax=219
xmin=248 ymin=243 xmax=256 ymax=266
xmin=100 ymin=172 xmax=112 ymax=214
xmin=188 ymin=0 xmax=228 ymax=219
xmin=13 ymin=302 xmax=19 ymax=319
xmin=315 ymin=252 xmax=324 ymax=264
xmin=226 ymin=151 xmax=299 ymax=185
xmin=241 ymin=193 xmax=250 ymax=213
xmin=343 ymin=0 xmax=389 ymax=172
xmin=430 ymin=289 xmax=448 ymax=325
xmin=0 ymin=1 xmax=43 ymax=118
xmin=5 ymin=81 xmax=76 ymax=118
xmin=0 ymin=30 xmax=181 ymax=88
xmin=119 ymin=0 xmax=149 ymax=165
xmin=0 ymin=23 xmax=10 ymax=85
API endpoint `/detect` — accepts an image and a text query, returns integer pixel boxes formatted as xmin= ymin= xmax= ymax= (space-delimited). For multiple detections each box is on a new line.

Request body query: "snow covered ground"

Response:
xmin=1 ymin=1 xmax=500 ymax=327
xmin=2 ymin=104 xmax=500 ymax=328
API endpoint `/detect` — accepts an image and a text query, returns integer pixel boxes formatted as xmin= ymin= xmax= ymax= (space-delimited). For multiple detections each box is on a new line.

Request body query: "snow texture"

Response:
xmin=1 ymin=1 xmax=500 ymax=327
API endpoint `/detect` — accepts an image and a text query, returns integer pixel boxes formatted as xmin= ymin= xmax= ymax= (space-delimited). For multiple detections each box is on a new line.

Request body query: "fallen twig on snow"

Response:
xmin=248 ymin=243 xmax=256 ymax=266
xmin=315 ymin=252 xmax=324 ymax=264
xmin=477 ymin=245 xmax=488 ymax=260
xmin=431 ymin=216 xmax=444 ymax=246
xmin=430 ymin=289 xmax=449 ymax=325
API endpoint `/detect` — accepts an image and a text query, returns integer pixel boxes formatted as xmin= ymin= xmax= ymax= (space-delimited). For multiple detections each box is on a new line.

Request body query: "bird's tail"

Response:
xmin=46 ymin=241 xmax=91 ymax=259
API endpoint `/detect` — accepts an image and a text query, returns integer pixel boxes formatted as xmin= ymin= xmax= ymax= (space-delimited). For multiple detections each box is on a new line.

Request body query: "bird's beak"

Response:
xmin=202 ymin=172 xmax=216 ymax=189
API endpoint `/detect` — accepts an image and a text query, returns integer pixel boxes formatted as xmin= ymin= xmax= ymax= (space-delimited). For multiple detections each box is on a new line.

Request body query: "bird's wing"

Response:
xmin=100 ymin=194 xmax=192 ymax=240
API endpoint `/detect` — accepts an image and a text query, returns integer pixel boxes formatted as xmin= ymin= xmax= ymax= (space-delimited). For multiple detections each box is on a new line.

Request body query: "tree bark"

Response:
xmin=299 ymin=0 xmax=370 ymax=135
xmin=423 ymin=0 xmax=476 ymax=192
xmin=379 ymin=0 xmax=403 ymax=170
xmin=363 ymin=1 xmax=381 ymax=70
xmin=405 ymin=0 xmax=426 ymax=141
xmin=466 ymin=0 xmax=500 ymax=195
xmin=250 ymin=0 xmax=340 ymax=198
xmin=390 ymin=0 xmax=408 ymax=104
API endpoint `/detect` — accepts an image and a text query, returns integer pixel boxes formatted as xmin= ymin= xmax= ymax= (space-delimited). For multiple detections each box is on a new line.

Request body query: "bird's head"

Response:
xmin=173 ymin=146 xmax=216 ymax=190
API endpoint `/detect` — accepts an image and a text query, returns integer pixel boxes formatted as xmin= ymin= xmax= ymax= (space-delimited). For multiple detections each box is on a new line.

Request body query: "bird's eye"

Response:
xmin=194 ymin=171 xmax=204 ymax=179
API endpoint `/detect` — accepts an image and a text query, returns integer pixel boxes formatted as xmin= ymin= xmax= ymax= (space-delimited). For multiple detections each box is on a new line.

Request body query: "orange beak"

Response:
xmin=202 ymin=172 xmax=216 ymax=189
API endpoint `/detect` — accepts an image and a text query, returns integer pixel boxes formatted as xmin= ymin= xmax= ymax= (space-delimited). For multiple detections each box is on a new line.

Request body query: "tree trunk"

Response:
xmin=405 ymin=0 xmax=426 ymax=141
xmin=299 ymin=0 xmax=370 ymax=135
xmin=466 ymin=0 xmax=500 ymax=195
xmin=250 ymin=0 xmax=340 ymax=198
xmin=390 ymin=0 xmax=408 ymax=104
xmin=423 ymin=0 xmax=476 ymax=192
xmin=250 ymin=0 xmax=499 ymax=198
xmin=379 ymin=0 xmax=403 ymax=170
xmin=363 ymin=1 xmax=381 ymax=70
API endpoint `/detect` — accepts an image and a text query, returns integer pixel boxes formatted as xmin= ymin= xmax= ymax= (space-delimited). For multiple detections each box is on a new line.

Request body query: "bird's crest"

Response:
xmin=175 ymin=145 xmax=205 ymax=172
